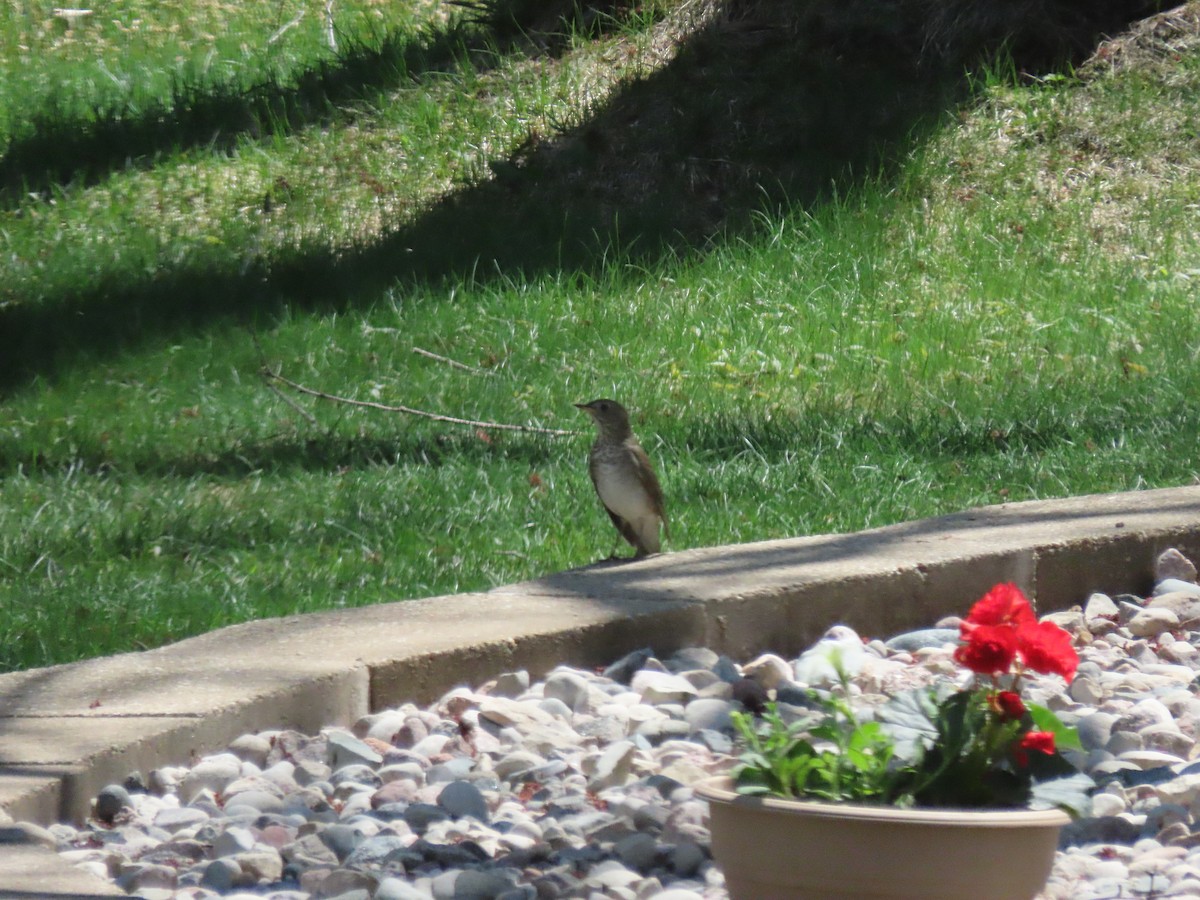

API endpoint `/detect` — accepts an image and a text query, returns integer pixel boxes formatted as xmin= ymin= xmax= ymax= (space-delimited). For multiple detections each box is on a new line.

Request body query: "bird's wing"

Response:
xmin=606 ymin=506 xmax=645 ymax=552
xmin=629 ymin=441 xmax=669 ymax=538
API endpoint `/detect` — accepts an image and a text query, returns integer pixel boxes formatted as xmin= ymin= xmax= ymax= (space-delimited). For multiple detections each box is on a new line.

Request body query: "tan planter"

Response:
xmin=695 ymin=777 xmax=1069 ymax=900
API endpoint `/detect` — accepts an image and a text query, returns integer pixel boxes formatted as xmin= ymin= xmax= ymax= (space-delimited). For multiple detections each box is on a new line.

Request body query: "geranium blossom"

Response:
xmin=1013 ymin=730 xmax=1057 ymax=766
xmin=1018 ymin=620 xmax=1079 ymax=682
xmin=991 ymin=690 xmax=1026 ymax=721
xmin=954 ymin=624 xmax=1019 ymax=675
xmin=963 ymin=582 xmax=1037 ymax=630
xmin=954 ymin=583 xmax=1078 ymax=683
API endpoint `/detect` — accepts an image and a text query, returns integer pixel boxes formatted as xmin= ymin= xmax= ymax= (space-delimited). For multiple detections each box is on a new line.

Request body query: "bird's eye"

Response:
xmin=598 ymin=402 xmax=608 ymax=412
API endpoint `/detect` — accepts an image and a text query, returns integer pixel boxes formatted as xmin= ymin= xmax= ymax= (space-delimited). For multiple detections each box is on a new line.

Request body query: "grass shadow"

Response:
xmin=1 ymin=27 xmax=432 ymax=204
xmin=0 ymin=0 xmax=641 ymax=207
xmin=0 ymin=0 xmax=1165 ymax=392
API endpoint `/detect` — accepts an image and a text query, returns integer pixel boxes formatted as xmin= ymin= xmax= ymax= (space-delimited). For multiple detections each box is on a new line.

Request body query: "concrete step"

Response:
xmin=2 ymin=484 xmax=1199 ymax=890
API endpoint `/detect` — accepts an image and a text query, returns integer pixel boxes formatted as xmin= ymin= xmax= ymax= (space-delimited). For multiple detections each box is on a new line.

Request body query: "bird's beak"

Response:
xmin=574 ymin=402 xmax=592 ymax=413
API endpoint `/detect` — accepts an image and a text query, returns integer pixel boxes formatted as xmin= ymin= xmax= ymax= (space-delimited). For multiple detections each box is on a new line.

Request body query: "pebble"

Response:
xmin=37 ymin=549 xmax=1200 ymax=900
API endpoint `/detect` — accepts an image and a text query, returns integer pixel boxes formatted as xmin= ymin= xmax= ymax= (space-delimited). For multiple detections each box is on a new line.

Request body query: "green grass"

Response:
xmin=2 ymin=0 xmax=1198 ymax=671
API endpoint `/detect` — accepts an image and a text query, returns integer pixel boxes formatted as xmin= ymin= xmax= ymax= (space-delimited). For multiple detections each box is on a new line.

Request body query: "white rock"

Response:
xmin=793 ymin=626 xmax=867 ymax=687
xmin=1128 ymin=607 xmax=1181 ymax=638
xmin=1156 ymin=773 xmax=1200 ymax=810
xmin=544 ymin=669 xmax=594 ymax=713
xmin=630 ymin=671 xmax=698 ymax=705
xmin=739 ymin=654 xmax=793 ymax=690
xmin=178 ymin=754 xmax=243 ymax=802
xmin=1156 ymin=549 xmax=1198 ymax=584
xmin=1117 ymin=749 xmax=1187 ymax=770
xmin=586 ymin=740 xmax=637 ymax=791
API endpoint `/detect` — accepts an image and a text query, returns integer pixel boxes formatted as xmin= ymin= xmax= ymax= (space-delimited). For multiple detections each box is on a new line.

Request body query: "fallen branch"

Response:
xmin=261 ymin=367 xmax=578 ymax=436
xmin=264 ymin=380 xmax=320 ymax=428
xmin=411 ymin=346 xmax=496 ymax=376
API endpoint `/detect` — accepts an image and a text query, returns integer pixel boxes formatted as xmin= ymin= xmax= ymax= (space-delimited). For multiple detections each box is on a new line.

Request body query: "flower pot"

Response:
xmin=695 ymin=777 xmax=1069 ymax=900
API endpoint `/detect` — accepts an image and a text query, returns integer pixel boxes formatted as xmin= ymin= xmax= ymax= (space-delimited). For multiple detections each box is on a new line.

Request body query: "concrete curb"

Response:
xmin=3 ymin=484 xmax=1200 ymax=892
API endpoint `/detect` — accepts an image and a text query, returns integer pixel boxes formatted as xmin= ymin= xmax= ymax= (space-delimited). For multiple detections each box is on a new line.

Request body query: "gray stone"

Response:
xmin=1106 ymin=731 xmax=1145 ymax=755
xmin=1070 ymin=676 xmax=1105 ymax=705
xmin=331 ymin=764 xmax=383 ymax=788
xmin=94 ymin=783 xmax=131 ymax=823
xmin=492 ymin=670 xmax=531 ymax=698
xmin=437 ymin=780 xmax=490 ymax=822
xmin=1060 ymin=816 xmax=1144 ymax=847
xmin=678 ymin=669 xmax=723 ymax=690
xmin=671 ymin=840 xmax=707 ymax=877
xmin=883 ymin=628 xmax=959 ymax=653
xmin=667 ymin=647 xmax=720 ymax=672
xmin=544 ymin=670 xmax=593 ymax=713
xmin=115 ymin=863 xmax=178 ymax=892
xmin=199 ymin=857 xmax=241 ymax=891
xmin=452 ymin=868 xmax=520 ymax=898
xmin=328 ymin=731 xmax=384 ymax=768
xmin=1156 ymin=549 xmax=1198 ymax=584
xmin=343 ymin=834 xmax=408 ymax=869
xmin=213 ymin=825 xmax=256 ymax=857
xmin=226 ymin=787 xmax=285 ymax=814
xmin=683 ymin=698 xmax=736 ymax=733
xmin=282 ymin=832 xmax=339 ymax=869
xmin=635 ymin=718 xmax=691 ymax=745
xmin=696 ymin=729 xmax=733 ymax=754
xmin=295 ymin=758 xmax=333 ymax=786
xmin=1078 ymin=713 xmax=1118 ymax=752
xmin=1118 ymin=600 xmax=1146 ymax=624
xmin=319 ymin=824 xmax=367 ymax=863
xmin=315 ymin=868 xmax=379 ymax=897
xmin=537 ymin=697 xmax=575 ymax=720
xmin=404 ymin=803 xmax=451 ymax=833
xmin=614 ymin=832 xmax=659 ymax=871
xmin=603 ymin=648 xmax=655 ymax=684
xmin=228 ymin=733 xmax=272 ymax=767
xmin=0 ymin=822 xmax=57 ymax=849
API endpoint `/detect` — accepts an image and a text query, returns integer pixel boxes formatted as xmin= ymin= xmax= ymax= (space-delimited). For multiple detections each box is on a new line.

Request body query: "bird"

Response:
xmin=575 ymin=398 xmax=669 ymax=559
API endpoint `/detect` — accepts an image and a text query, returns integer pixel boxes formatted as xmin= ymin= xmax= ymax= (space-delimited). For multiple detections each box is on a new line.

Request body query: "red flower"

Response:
xmin=1013 ymin=730 xmax=1057 ymax=766
xmin=1017 ymin=620 xmax=1079 ymax=683
xmin=953 ymin=624 xmax=1019 ymax=676
xmin=963 ymin=583 xmax=1037 ymax=630
xmin=956 ymin=583 xmax=1078 ymax=683
xmin=991 ymin=690 xmax=1026 ymax=721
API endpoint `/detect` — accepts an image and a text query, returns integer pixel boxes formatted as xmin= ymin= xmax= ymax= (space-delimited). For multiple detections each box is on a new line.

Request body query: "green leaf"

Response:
xmin=1029 ymin=773 xmax=1095 ymax=817
xmin=877 ymin=688 xmax=939 ymax=760
xmin=1028 ymin=704 xmax=1083 ymax=752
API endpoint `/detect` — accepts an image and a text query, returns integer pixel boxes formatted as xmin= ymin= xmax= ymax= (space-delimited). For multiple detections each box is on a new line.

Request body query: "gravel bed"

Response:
xmin=29 ymin=547 xmax=1200 ymax=900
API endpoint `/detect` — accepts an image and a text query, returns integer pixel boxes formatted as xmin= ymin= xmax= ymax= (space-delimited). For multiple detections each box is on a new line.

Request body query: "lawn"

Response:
xmin=1 ymin=0 xmax=1198 ymax=671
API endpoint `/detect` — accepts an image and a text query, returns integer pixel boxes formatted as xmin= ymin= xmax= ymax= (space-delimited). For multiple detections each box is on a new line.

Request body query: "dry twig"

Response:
xmin=261 ymin=367 xmax=577 ymax=436
xmin=411 ymin=346 xmax=496 ymax=376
